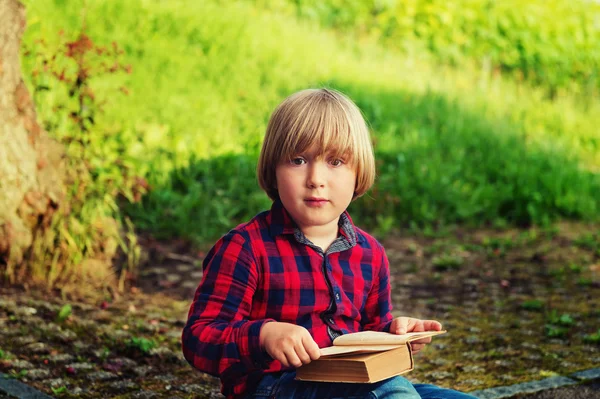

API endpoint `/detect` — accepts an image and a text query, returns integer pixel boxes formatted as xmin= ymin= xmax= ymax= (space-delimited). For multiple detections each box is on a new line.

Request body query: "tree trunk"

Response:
xmin=0 ymin=0 xmax=65 ymax=282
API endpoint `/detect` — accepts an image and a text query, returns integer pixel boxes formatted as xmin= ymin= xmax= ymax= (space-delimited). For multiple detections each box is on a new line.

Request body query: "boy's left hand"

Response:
xmin=389 ymin=317 xmax=442 ymax=354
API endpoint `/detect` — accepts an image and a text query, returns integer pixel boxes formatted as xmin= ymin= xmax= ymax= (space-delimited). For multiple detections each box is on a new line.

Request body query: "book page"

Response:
xmin=332 ymin=330 xmax=446 ymax=346
xmin=320 ymin=344 xmax=403 ymax=357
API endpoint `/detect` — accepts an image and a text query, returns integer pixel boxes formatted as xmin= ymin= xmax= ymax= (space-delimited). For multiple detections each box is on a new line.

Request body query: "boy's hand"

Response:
xmin=259 ymin=322 xmax=321 ymax=368
xmin=390 ymin=317 xmax=442 ymax=354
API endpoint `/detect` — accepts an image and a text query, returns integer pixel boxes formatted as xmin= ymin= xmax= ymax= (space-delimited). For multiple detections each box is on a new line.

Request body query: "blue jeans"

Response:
xmin=246 ymin=371 xmax=478 ymax=398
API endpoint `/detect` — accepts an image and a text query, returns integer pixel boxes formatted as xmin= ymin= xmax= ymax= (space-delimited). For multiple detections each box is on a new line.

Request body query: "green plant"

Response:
xmin=56 ymin=304 xmax=72 ymax=323
xmin=127 ymin=337 xmax=157 ymax=354
xmin=20 ymin=0 xmax=600 ymax=250
xmin=583 ymin=329 xmax=600 ymax=344
xmin=521 ymin=299 xmax=544 ymax=311
xmin=574 ymin=233 xmax=600 ymax=251
xmin=20 ymin=23 xmax=143 ymax=295
xmin=546 ymin=310 xmax=574 ymax=326
xmin=51 ymin=386 xmax=68 ymax=395
xmin=545 ymin=324 xmax=569 ymax=338
xmin=8 ymin=370 xmax=28 ymax=379
xmin=262 ymin=0 xmax=600 ymax=95
xmin=432 ymin=254 xmax=464 ymax=271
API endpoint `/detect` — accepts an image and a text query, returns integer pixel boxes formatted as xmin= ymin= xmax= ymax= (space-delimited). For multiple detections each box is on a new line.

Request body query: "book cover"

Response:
xmin=295 ymin=330 xmax=446 ymax=383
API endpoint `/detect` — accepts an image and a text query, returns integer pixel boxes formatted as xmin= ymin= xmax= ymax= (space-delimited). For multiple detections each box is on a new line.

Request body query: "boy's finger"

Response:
xmin=294 ymin=343 xmax=312 ymax=365
xmin=303 ymin=337 xmax=321 ymax=360
xmin=285 ymin=350 xmax=303 ymax=368
xmin=410 ymin=343 xmax=425 ymax=353
xmin=422 ymin=320 xmax=442 ymax=331
xmin=411 ymin=319 xmax=425 ymax=332
xmin=396 ymin=317 xmax=408 ymax=334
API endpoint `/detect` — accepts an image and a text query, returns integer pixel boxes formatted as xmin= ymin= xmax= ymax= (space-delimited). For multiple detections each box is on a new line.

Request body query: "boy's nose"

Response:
xmin=306 ymin=163 xmax=326 ymax=188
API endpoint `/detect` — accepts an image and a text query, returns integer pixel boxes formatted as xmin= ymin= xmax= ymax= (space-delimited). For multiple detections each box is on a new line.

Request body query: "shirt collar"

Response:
xmin=267 ymin=200 xmax=359 ymax=246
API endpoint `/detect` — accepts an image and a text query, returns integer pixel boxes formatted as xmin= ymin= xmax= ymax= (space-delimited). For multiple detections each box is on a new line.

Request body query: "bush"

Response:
xmin=261 ymin=0 xmax=600 ymax=95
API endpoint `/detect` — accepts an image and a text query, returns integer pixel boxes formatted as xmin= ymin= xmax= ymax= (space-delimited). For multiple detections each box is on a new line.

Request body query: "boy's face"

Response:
xmin=275 ymin=147 xmax=356 ymax=236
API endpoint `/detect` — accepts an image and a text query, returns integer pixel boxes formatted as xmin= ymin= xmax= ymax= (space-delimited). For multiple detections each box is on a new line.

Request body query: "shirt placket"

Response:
xmin=295 ymin=236 xmax=347 ymax=341
xmin=292 ymin=215 xmax=356 ymax=343
xmin=321 ymin=253 xmax=342 ymax=341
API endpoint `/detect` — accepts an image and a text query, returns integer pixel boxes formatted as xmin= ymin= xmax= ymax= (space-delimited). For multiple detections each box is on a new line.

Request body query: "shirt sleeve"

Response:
xmin=181 ymin=232 xmax=275 ymax=383
xmin=361 ymin=245 xmax=393 ymax=332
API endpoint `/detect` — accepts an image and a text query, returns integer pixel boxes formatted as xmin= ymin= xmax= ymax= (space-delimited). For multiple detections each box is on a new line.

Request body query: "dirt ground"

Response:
xmin=0 ymin=221 xmax=599 ymax=398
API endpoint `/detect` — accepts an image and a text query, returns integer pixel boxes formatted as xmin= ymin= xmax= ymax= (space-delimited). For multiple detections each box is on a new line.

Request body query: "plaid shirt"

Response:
xmin=182 ymin=200 xmax=393 ymax=398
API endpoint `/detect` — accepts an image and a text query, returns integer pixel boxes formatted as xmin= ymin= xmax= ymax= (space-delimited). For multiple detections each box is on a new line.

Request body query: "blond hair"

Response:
xmin=257 ymin=88 xmax=376 ymax=201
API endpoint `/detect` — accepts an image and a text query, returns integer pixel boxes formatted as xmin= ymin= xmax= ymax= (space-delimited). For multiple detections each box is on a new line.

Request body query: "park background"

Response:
xmin=0 ymin=0 xmax=599 ymax=398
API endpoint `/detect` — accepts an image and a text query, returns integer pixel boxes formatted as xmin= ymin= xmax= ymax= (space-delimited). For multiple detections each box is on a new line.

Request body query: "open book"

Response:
xmin=296 ymin=330 xmax=446 ymax=383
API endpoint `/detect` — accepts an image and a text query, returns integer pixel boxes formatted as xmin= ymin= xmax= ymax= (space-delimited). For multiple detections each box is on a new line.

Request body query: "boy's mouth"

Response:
xmin=304 ymin=197 xmax=329 ymax=207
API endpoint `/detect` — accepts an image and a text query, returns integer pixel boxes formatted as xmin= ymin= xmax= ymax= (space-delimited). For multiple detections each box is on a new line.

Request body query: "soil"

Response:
xmin=0 ymin=221 xmax=599 ymax=398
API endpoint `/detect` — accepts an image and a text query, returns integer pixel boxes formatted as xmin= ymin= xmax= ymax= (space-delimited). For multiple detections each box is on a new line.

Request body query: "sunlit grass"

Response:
xmin=21 ymin=0 xmax=600 ymax=246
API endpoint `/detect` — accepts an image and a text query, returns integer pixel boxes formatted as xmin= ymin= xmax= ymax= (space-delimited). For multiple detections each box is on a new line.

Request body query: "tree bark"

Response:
xmin=0 ymin=0 xmax=65 ymax=282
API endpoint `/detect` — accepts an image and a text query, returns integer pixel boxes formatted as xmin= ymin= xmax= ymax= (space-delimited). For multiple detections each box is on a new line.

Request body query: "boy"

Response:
xmin=182 ymin=88 xmax=476 ymax=399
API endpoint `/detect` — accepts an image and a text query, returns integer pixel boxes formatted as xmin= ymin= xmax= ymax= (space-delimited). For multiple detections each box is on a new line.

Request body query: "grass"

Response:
xmin=20 ymin=0 xmax=600 ymax=249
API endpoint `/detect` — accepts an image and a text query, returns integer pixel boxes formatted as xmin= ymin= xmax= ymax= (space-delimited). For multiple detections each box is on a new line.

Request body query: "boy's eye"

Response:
xmin=330 ymin=159 xmax=344 ymax=167
xmin=290 ymin=157 xmax=306 ymax=166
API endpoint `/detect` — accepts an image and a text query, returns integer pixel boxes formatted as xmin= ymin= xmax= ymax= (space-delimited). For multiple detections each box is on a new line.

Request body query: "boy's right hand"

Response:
xmin=259 ymin=322 xmax=321 ymax=368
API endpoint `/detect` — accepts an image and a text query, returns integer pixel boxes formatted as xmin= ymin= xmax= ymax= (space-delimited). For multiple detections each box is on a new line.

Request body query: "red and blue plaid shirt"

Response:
xmin=182 ymin=200 xmax=393 ymax=398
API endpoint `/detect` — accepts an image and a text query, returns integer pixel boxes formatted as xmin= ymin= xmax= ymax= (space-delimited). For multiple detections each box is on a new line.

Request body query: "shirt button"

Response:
xmin=327 ymin=316 xmax=334 ymax=324
xmin=335 ymin=293 xmax=341 ymax=301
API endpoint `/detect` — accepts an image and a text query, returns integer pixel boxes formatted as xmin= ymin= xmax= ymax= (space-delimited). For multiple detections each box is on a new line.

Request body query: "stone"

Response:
xmin=87 ymin=371 xmax=117 ymax=381
xmin=14 ymin=306 xmax=37 ymax=317
xmin=46 ymin=378 xmax=69 ymax=388
xmin=178 ymin=384 xmax=205 ymax=393
xmin=65 ymin=362 xmax=94 ymax=372
xmin=109 ymin=380 xmax=139 ymax=391
xmin=22 ymin=316 xmax=45 ymax=326
xmin=429 ymin=371 xmax=455 ymax=380
xmin=464 ymin=335 xmax=481 ymax=345
xmin=131 ymin=391 xmax=159 ymax=398
xmin=571 ymin=368 xmax=600 ymax=381
xmin=109 ymin=330 xmax=131 ymax=340
xmin=72 ymin=341 xmax=91 ymax=351
xmin=149 ymin=346 xmax=178 ymax=360
xmin=24 ymin=369 xmax=50 ymax=380
xmin=461 ymin=379 xmax=484 ymax=386
xmin=470 ymin=376 xmax=577 ymax=399
xmin=463 ymin=365 xmax=485 ymax=373
xmin=524 ymin=353 xmax=542 ymax=361
xmin=521 ymin=342 xmax=539 ymax=349
xmin=55 ymin=329 xmax=77 ymax=342
xmin=13 ymin=336 xmax=35 ymax=346
xmin=176 ymin=264 xmax=193 ymax=272
xmin=190 ymin=271 xmax=203 ymax=280
xmin=92 ymin=349 xmax=110 ymax=359
xmin=108 ymin=357 xmax=138 ymax=369
xmin=9 ymin=359 xmax=34 ymax=369
xmin=463 ymin=351 xmax=484 ymax=360
xmin=0 ymin=372 xmax=54 ymax=399
xmin=182 ymin=281 xmax=199 ymax=289
xmin=494 ymin=360 xmax=513 ymax=368
xmin=28 ymin=343 xmax=50 ymax=354
xmin=153 ymin=374 xmax=176 ymax=382
xmin=428 ymin=358 xmax=449 ymax=366
xmin=133 ymin=365 xmax=153 ymax=377
xmin=47 ymin=353 xmax=74 ymax=363
xmin=148 ymin=267 xmax=168 ymax=275
xmin=166 ymin=274 xmax=182 ymax=283
xmin=0 ymin=300 xmax=17 ymax=312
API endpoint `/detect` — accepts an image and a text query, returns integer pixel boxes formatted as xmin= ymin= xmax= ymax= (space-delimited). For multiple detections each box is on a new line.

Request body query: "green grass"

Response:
xmin=21 ymin=0 xmax=600 ymax=247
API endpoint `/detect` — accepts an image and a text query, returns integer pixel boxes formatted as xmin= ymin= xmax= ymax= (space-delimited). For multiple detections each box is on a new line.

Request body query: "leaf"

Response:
xmin=56 ymin=304 xmax=72 ymax=323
